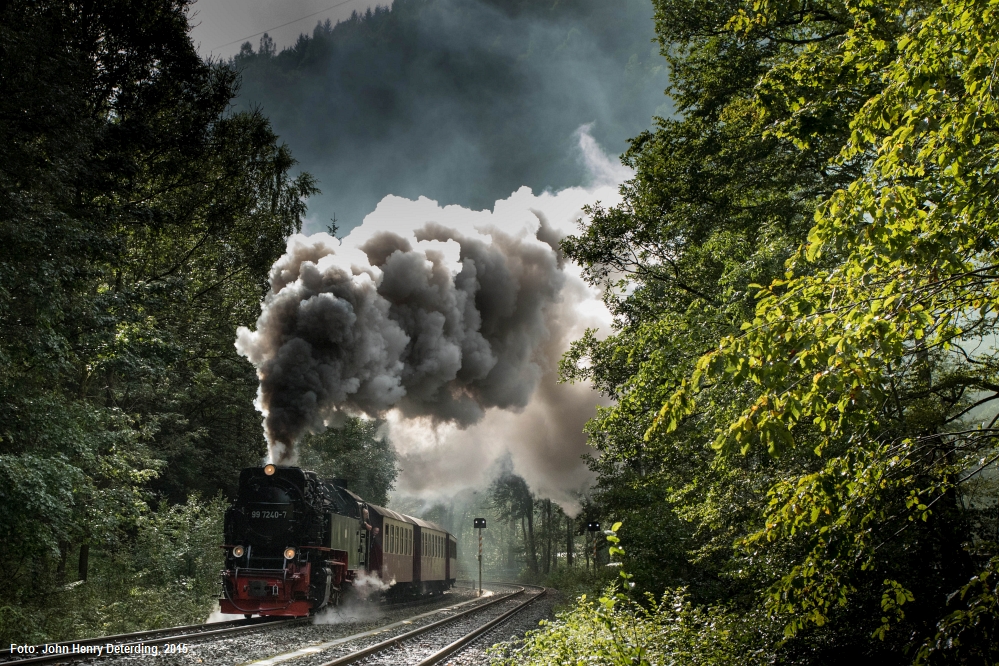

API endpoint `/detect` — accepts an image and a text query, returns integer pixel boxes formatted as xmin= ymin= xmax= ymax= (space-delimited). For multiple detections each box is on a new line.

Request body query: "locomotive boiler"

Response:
xmin=220 ymin=464 xmax=456 ymax=617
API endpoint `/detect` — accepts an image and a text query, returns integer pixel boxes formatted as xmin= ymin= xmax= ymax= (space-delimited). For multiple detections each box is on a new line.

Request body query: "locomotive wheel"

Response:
xmin=244 ymin=614 xmax=253 ymax=619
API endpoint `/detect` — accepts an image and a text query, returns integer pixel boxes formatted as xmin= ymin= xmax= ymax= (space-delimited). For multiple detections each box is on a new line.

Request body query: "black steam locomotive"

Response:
xmin=220 ymin=464 xmax=456 ymax=617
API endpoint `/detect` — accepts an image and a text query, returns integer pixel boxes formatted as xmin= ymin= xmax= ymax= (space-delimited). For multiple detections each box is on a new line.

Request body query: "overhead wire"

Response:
xmin=211 ymin=0 xmax=368 ymax=51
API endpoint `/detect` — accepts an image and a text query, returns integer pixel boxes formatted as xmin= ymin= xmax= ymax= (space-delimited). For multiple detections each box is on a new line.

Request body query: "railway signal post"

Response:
xmin=587 ymin=521 xmax=600 ymax=571
xmin=474 ymin=517 xmax=486 ymax=596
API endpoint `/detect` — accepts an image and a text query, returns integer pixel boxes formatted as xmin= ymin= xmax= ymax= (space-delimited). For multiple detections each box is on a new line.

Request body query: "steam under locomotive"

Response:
xmin=220 ymin=464 xmax=457 ymax=617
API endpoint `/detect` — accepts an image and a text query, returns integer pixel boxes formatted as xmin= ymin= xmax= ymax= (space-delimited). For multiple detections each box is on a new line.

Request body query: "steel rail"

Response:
xmin=1 ymin=618 xmax=307 ymax=666
xmin=415 ymin=585 xmax=546 ymax=665
xmin=1 ymin=588 xmax=463 ymax=664
xmin=316 ymin=587 xmax=526 ymax=666
xmin=0 ymin=616 xmax=280 ymax=658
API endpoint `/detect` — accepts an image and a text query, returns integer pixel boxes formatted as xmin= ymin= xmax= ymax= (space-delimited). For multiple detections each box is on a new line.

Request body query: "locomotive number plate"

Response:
xmin=251 ymin=510 xmax=288 ymax=519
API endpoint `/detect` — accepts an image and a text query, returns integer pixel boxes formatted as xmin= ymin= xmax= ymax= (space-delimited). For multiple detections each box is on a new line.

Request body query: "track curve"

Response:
xmin=1 ymin=583 xmax=545 ymax=666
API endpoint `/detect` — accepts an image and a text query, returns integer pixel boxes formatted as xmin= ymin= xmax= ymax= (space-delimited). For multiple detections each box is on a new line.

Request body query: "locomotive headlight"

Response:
xmin=232 ymin=545 xmax=245 ymax=558
xmin=263 ymin=464 xmax=276 ymax=476
xmin=283 ymin=547 xmax=296 ymax=560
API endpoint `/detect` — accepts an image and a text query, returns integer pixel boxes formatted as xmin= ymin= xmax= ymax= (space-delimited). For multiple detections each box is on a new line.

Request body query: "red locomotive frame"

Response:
xmin=219 ymin=547 xmax=353 ymax=616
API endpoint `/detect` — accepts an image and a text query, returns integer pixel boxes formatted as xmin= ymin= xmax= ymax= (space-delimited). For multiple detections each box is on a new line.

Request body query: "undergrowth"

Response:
xmin=0 ymin=495 xmax=224 ymax=644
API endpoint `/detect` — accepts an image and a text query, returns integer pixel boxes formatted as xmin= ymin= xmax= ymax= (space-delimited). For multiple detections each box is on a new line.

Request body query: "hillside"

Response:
xmin=232 ymin=0 xmax=668 ymax=229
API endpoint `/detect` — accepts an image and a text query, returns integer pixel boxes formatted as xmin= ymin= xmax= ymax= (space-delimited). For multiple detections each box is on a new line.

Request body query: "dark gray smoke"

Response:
xmin=236 ymin=206 xmax=569 ymax=462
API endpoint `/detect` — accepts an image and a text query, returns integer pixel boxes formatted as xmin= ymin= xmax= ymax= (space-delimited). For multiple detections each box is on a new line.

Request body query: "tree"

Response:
xmin=559 ymin=0 xmax=856 ymax=607
xmin=0 ymin=0 xmax=315 ymax=642
xmin=298 ymin=418 xmax=398 ymax=506
xmin=659 ymin=0 xmax=999 ymax=659
xmin=490 ymin=471 xmax=539 ymax=575
xmin=554 ymin=0 xmax=999 ymax=662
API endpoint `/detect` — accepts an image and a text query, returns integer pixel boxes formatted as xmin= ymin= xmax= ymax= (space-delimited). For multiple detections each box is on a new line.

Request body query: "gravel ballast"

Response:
xmin=12 ymin=584 xmax=557 ymax=666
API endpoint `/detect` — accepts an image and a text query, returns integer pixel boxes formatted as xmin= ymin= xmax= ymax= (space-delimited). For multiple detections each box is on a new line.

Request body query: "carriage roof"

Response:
xmin=340 ymin=488 xmax=450 ymax=535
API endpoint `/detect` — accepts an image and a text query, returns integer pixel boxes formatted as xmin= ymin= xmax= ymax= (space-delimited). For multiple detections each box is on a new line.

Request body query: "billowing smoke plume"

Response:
xmin=237 ymin=128 xmax=626 ymax=505
xmin=237 ymin=217 xmax=566 ymax=460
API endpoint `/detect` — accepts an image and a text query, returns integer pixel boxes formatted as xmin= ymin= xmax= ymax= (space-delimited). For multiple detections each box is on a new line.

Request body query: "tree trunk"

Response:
xmin=57 ymin=541 xmax=69 ymax=584
xmin=525 ymin=509 xmax=538 ymax=574
xmin=541 ymin=500 xmax=552 ymax=575
xmin=520 ymin=516 xmax=531 ymax=567
xmin=508 ymin=522 xmax=516 ymax=570
xmin=550 ymin=501 xmax=555 ymax=573
xmin=78 ymin=543 xmax=89 ymax=581
xmin=566 ymin=515 xmax=573 ymax=568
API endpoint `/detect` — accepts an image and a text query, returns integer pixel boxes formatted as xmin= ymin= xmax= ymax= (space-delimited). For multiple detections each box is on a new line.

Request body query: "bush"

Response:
xmin=541 ymin=565 xmax=615 ymax=604
xmin=0 ymin=495 xmax=225 ymax=644
xmin=491 ymin=584 xmax=758 ymax=666
xmin=491 ymin=523 xmax=770 ymax=665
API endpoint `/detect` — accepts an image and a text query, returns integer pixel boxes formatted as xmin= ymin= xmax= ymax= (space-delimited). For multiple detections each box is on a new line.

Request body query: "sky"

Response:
xmin=193 ymin=0 xmax=656 ymax=507
xmin=188 ymin=0 xmax=389 ymax=59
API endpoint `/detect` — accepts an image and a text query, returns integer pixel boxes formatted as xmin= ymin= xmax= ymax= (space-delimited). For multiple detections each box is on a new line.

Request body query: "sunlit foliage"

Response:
xmin=545 ymin=0 xmax=999 ymax=663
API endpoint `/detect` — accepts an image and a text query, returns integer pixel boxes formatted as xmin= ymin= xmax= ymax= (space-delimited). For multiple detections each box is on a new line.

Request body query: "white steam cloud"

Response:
xmin=236 ymin=127 xmax=627 ymax=508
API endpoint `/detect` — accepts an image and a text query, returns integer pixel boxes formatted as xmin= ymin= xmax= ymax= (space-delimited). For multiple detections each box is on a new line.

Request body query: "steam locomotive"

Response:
xmin=220 ymin=464 xmax=457 ymax=617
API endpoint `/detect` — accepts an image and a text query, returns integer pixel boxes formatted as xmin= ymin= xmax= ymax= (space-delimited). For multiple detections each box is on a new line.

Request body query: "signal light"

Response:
xmin=263 ymin=464 xmax=276 ymax=476
xmin=232 ymin=545 xmax=245 ymax=558
xmin=283 ymin=547 xmax=296 ymax=560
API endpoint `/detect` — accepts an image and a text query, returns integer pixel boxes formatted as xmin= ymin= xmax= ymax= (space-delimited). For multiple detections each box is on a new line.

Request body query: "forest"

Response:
xmin=3 ymin=0 xmax=999 ymax=663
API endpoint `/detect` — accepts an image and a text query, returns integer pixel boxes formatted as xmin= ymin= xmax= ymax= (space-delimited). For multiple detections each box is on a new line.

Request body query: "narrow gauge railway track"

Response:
xmin=1 ymin=587 xmax=470 ymax=666
xmin=0 ymin=617 xmax=306 ymax=666
xmin=2 ymin=585 xmax=542 ymax=666
xmin=319 ymin=584 xmax=546 ymax=666
xmin=248 ymin=584 xmax=546 ymax=666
